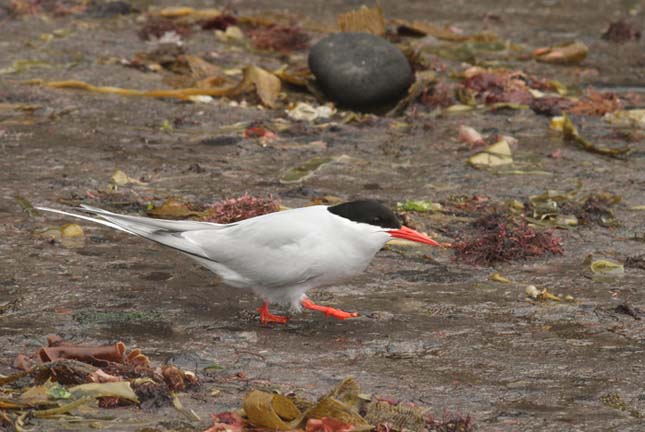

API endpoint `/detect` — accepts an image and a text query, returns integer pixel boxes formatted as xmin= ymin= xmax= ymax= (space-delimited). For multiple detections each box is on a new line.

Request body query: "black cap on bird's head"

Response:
xmin=327 ymin=199 xmax=401 ymax=229
xmin=327 ymin=199 xmax=442 ymax=246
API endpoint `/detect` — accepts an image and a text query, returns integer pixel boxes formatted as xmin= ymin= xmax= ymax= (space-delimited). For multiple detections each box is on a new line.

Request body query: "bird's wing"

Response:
xmin=37 ymin=205 xmax=229 ymax=261
xmin=182 ymin=208 xmax=329 ymax=288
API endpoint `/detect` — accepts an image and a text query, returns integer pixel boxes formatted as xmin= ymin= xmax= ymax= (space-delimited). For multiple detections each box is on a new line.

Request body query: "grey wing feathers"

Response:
xmin=79 ymin=204 xmax=226 ymax=232
xmin=37 ymin=205 xmax=229 ymax=261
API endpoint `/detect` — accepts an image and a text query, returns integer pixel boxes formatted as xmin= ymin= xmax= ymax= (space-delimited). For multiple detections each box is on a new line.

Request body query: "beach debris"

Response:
xmin=467 ymin=139 xmax=513 ymax=168
xmin=533 ymin=41 xmax=588 ymax=65
xmin=561 ymin=113 xmax=631 ymax=157
xmin=337 ymin=5 xmax=385 ymax=36
xmin=454 ymin=212 xmax=563 ymax=265
xmin=602 ymin=19 xmax=641 ymax=43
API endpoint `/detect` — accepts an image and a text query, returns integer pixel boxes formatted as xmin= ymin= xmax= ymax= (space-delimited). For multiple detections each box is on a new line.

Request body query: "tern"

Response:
xmin=37 ymin=199 xmax=442 ymax=324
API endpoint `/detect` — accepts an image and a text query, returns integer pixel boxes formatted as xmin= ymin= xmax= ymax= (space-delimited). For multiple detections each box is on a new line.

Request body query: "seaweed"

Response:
xmin=454 ymin=212 xmax=563 ymax=265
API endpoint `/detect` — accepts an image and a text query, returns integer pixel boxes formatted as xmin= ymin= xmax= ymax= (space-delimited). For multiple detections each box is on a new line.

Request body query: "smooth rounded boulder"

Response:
xmin=308 ymin=32 xmax=413 ymax=109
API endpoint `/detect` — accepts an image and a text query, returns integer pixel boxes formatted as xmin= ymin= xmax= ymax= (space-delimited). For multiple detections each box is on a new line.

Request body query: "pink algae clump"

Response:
xmin=205 ymin=194 xmax=280 ymax=224
xmin=454 ymin=212 xmax=563 ymax=265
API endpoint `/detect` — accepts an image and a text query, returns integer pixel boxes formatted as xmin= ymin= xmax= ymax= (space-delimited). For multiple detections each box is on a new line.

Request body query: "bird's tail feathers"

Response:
xmin=36 ymin=205 xmax=219 ymax=260
xmin=78 ymin=204 xmax=222 ymax=233
xmin=36 ymin=207 xmax=132 ymax=234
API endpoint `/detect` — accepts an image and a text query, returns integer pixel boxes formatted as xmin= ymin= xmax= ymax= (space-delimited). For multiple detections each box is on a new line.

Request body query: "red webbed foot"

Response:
xmin=256 ymin=302 xmax=289 ymax=325
xmin=301 ymin=298 xmax=359 ymax=320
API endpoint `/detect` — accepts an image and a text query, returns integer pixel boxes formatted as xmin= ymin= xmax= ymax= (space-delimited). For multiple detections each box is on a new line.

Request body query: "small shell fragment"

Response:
xmin=525 ymin=285 xmax=540 ymax=299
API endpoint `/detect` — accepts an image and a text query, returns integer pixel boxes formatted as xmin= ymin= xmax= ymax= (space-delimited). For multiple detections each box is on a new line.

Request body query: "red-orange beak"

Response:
xmin=387 ymin=226 xmax=441 ymax=247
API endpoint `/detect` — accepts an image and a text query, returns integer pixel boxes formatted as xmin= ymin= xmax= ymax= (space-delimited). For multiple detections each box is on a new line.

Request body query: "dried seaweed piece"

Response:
xmin=590 ymin=259 xmax=624 ymax=275
xmin=31 ymin=359 xmax=99 ymax=385
xmin=38 ymin=79 xmax=228 ymax=99
xmin=13 ymin=354 xmax=32 ymax=371
xmin=562 ymin=113 xmax=631 ymax=157
xmin=530 ymin=96 xmax=574 ymax=116
xmin=337 ymin=5 xmax=385 ymax=36
xmin=173 ymin=55 xmax=229 ymax=89
xmin=35 ymin=336 xmax=150 ymax=368
xmin=305 ymin=378 xmax=367 ymax=427
xmin=244 ymin=390 xmax=302 ymax=430
xmin=397 ymin=200 xmax=442 ymax=213
xmin=365 ymin=400 xmax=427 ymax=432
xmin=244 ymin=126 xmax=279 ymax=144
xmin=125 ymin=348 xmax=151 ymax=368
xmin=625 ymin=254 xmax=645 ymax=270
xmin=19 ymin=381 xmax=58 ymax=406
xmin=306 ymin=417 xmax=355 ymax=432
xmin=249 ymin=25 xmax=309 ymax=52
xmin=426 ymin=413 xmax=475 ymax=432
xmin=605 ymin=109 xmax=645 ymax=128
xmin=489 ymin=273 xmax=511 ymax=283
xmin=462 ymin=70 xmax=533 ymax=106
xmin=10 ymin=0 xmax=88 ymax=16
xmin=200 ymin=14 xmax=237 ymax=30
xmin=232 ymin=65 xmax=281 ymax=108
xmin=287 ymin=102 xmax=336 ymax=122
xmin=568 ymin=89 xmax=622 ymax=116
xmin=576 ymin=193 xmax=620 ymax=226
xmin=602 ymin=19 xmax=641 ymax=43
xmin=204 ymin=194 xmax=280 ymax=224
xmin=387 ymin=70 xmax=436 ymax=117
xmin=454 ymin=212 xmax=563 ymax=265
xmin=525 ymin=285 xmax=562 ymax=302
xmin=132 ymin=379 xmax=173 ymax=409
xmin=32 ymin=396 xmax=94 ymax=418
xmin=125 ymin=44 xmax=187 ymax=73
xmin=533 ymin=41 xmax=588 ymax=65
xmin=161 ymin=365 xmax=186 ymax=391
xmin=243 ymin=378 xmax=369 ymax=431
xmin=421 ymin=80 xmax=457 ymax=108
xmin=0 ymin=399 xmax=27 ymax=409
xmin=205 ymin=412 xmax=245 ymax=432
xmin=467 ymin=140 xmax=513 ymax=168
xmin=529 ymin=190 xmax=620 ymax=227
xmin=69 ymin=382 xmax=139 ymax=403
xmin=394 ymin=19 xmax=497 ymax=42
xmin=39 ymin=341 xmax=126 ymax=364
xmin=138 ymin=16 xmax=192 ymax=41
xmin=36 ymin=63 xmax=281 ymax=108
xmin=147 ymin=198 xmax=204 ymax=219
xmin=458 ymin=126 xmax=485 ymax=147
xmin=275 ymin=65 xmax=313 ymax=87
xmin=615 ymin=303 xmax=641 ymax=320
xmin=156 ymin=6 xmax=221 ymax=19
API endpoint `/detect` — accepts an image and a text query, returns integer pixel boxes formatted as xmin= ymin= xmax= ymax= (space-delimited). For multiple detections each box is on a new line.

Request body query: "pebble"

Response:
xmin=308 ymin=32 xmax=413 ymax=109
xmin=85 ymin=1 xmax=136 ymax=18
xmin=199 ymin=135 xmax=241 ymax=146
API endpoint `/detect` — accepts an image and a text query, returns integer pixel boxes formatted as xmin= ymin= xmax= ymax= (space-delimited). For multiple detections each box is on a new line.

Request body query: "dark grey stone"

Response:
xmin=308 ymin=32 xmax=413 ymax=109
xmin=86 ymin=1 xmax=136 ymax=18
xmin=199 ymin=135 xmax=240 ymax=146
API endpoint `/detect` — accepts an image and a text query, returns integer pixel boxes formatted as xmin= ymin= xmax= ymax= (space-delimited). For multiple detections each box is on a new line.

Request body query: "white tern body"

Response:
xmin=38 ymin=205 xmax=392 ymax=311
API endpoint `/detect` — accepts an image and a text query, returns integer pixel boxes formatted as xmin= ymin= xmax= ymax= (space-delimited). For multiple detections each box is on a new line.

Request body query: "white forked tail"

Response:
xmin=36 ymin=205 xmax=224 ymax=260
xmin=36 ymin=206 xmax=132 ymax=233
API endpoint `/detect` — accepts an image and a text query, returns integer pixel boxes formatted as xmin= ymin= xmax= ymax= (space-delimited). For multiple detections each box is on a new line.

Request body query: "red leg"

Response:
xmin=301 ymin=298 xmax=359 ymax=320
xmin=256 ymin=302 xmax=289 ymax=325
